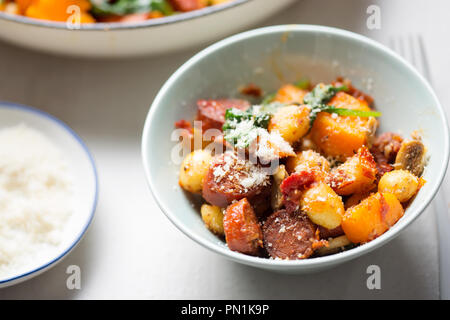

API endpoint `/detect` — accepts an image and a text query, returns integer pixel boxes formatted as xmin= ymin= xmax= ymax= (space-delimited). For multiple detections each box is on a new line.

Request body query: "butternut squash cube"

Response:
xmin=342 ymin=192 xmax=404 ymax=243
xmin=311 ymin=92 xmax=377 ymax=159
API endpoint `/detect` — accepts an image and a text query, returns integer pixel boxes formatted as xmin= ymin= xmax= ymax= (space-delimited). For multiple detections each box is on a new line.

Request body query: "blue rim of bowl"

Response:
xmin=142 ymin=25 xmax=450 ymax=269
xmin=0 ymin=0 xmax=249 ymax=31
xmin=0 ymin=101 xmax=98 ymax=285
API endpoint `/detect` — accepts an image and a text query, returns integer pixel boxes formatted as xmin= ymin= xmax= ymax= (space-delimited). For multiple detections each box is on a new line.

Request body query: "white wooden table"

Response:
xmin=0 ymin=0 xmax=448 ymax=299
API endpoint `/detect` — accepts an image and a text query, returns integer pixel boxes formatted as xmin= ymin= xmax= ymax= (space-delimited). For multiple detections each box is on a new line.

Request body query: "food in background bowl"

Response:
xmin=175 ymin=78 xmax=427 ymax=260
xmin=0 ymin=0 xmax=233 ymax=24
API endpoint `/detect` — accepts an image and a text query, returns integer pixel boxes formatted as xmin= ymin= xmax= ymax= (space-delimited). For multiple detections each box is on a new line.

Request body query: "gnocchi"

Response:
xmin=300 ymin=182 xmax=344 ymax=230
xmin=201 ymin=204 xmax=225 ymax=236
xmin=378 ymin=170 xmax=419 ymax=202
xmin=285 ymin=150 xmax=330 ymax=174
xmin=268 ymin=105 xmax=310 ymax=145
xmin=328 ymin=146 xmax=378 ymax=196
xmin=179 ymin=149 xmax=212 ymax=193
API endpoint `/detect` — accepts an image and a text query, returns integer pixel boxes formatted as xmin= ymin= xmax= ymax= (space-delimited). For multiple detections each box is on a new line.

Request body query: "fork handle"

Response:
xmin=435 ymin=187 xmax=450 ymax=299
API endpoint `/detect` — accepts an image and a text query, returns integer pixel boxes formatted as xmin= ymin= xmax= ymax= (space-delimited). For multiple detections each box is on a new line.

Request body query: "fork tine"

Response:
xmin=389 ymin=35 xmax=431 ymax=84
xmin=408 ymin=35 xmax=418 ymax=70
xmin=417 ymin=35 xmax=432 ymax=83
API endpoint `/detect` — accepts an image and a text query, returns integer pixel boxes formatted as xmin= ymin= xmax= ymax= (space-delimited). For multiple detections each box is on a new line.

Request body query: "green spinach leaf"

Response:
xmin=222 ymin=103 xmax=282 ymax=148
xmin=90 ymin=0 xmax=173 ymax=16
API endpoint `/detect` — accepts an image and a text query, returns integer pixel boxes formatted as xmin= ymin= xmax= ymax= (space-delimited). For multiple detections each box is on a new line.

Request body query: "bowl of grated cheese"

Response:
xmin=0 ymin=102 xmax=97 ymax=287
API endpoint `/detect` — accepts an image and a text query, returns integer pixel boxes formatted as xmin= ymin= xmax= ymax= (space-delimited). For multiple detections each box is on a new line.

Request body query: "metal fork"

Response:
xmin=389 ymin=35 xmax=450 ymax=300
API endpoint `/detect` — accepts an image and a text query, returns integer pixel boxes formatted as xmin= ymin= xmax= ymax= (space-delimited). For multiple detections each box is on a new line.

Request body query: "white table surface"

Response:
xmin=0 ymin=0 xmax=449 ymax=299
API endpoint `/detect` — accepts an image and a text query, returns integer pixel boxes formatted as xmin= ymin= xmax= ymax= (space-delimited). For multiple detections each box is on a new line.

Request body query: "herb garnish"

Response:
xmin=304 ymin=84 xmax=381 ymax=124
xmin=223 ymin=83 xmax=381 ymax=147
xmin=90 ymin=0 xmax=173 ymax=16
xmin=295 ymin=78 xmax=310 ymax=90
xmin=222 ymin=103 xmax=282 ymax=148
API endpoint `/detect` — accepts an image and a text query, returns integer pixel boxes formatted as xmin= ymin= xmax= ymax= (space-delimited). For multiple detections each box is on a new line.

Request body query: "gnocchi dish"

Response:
xmin=0 ymin=0 xmax=232 ymax=24
xmin=175 ymin=78 xmax=426 ymax=260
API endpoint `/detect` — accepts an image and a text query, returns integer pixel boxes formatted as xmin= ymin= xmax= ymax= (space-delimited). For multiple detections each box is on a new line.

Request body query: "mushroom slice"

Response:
xmin=394 ymin=139 xmax=426 ymax=176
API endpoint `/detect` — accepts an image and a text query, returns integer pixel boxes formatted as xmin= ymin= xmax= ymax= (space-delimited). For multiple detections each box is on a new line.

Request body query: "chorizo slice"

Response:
xmin=196 ymin=99 xmax=250 ymax=131
xmin=370 ymin=147 xmax=394 ymax=181
xmin=318 ymin=225 xmax=344 ymax=240
xmin=372 ymin=132 xmax=403 ymax=163
xmin=202 ymin=152 xmax=271 ymax=208
xmin=239 ymin=83 xmax=263 ymax=98
xmin=263 ymin=210 xmax=318 ymax=260
xmin=223 ymin=198 xmax=263 ymax=256
xmin=332 ymin=77 xmax=374 ymax=106
xmin=170 ymin=0 xmax=204 ymax=12
xmin=280 ymin=170 xmax=316 ymax=213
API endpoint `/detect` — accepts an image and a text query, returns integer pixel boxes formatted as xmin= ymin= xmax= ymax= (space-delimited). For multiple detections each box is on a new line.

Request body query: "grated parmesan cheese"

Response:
xmin=0 ymin=125 xmax=73 ymax=279
xmin=212 ymin=151 xmax=270 ymax=191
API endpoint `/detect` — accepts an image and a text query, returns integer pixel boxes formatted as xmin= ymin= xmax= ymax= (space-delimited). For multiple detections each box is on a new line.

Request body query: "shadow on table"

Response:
xmin=217 ymin=207 xmax=437 ymax=300
xmin=221 ymin=238 xmax=429 ymax=300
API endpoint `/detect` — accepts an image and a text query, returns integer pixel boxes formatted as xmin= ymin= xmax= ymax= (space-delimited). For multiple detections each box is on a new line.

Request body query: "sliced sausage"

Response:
xmin=223 ymin=198 xmax=263 ymax=256
xmin=170 ymin=0 xmax=203 ymax=12
xmin=196 ymin=99 xmax=250 ymax=131
xmin=332 ymin=77 xmax=374 ymax=106
xmin=370 ymin=147 xmax=394 ymax=180
xmin=202 ymin=152 xmax=271 ymax=208
xmin=174 ymin=119 xmax=193 ymax=133
xmin=239 ymin=83 xmax=263 ymax=98
xmin=371 ymin=132 xmax=403 ymax=163
xmin=370 ymin=132 xmax=400 ymax=179
xmin=318 ymin=225 xmax=344 ymax=240
xmin=249 ymin=186 xmax=272 ymax=218
xmin=280 ymin=170 xmax=316 ymax=213
xmin=263 ymin=210 xmax=317 ymax=260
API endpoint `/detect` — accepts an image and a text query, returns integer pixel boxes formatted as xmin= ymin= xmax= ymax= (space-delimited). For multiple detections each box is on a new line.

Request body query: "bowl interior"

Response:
xmin=143 ymin=25 xmax=449 ymax=271
xmin=0 ymin=103 xmax=97 ymax=284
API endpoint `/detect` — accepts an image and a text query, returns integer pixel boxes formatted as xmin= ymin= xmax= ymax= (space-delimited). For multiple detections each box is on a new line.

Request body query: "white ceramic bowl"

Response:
xmin=0 ymin=102 xmax=98 ymax=287
xmin=142 ymin=25 xmax=449 ymax=273
xmin=0 ymin=0 xmax=295 ymax=58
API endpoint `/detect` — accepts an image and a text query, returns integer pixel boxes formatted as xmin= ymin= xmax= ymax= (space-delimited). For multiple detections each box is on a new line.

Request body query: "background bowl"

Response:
xmin=0 ymin=0 xmax=295 ymax=58
xmin=0 ymin=102 xmax=98 ymax=287
xmin=142 ymin=25 xmax=449 ymax=273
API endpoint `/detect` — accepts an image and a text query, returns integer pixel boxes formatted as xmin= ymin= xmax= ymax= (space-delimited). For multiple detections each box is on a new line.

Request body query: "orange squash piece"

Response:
xmin=15 ymin=0 xmax=34 ymax=13
xmin=274 ymin=84 xmax=308 ymax=105
xmin=25 ymin=0 xmax=95 ymax=23
xmin=342 ymin=192 xmax=404 ymax=244
xmin=311 ymin=92 xmax=377 ymax=160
